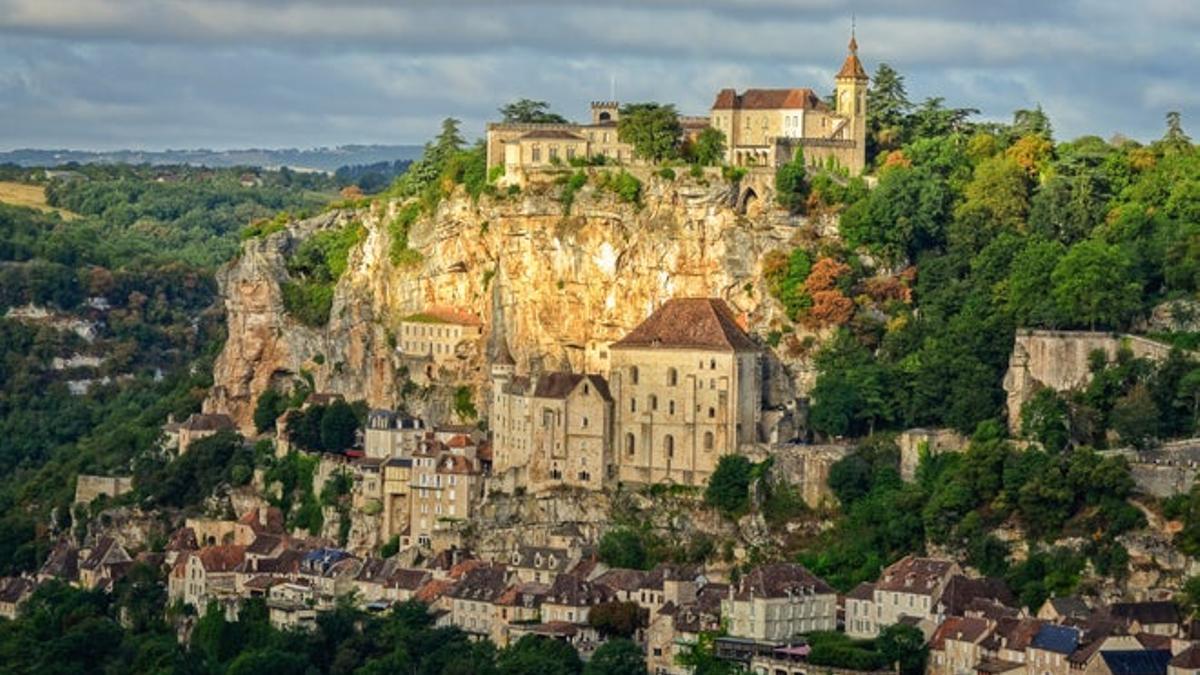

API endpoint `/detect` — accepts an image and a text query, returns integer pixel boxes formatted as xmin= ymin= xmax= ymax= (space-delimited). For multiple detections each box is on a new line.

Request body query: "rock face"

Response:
xmin=1002 ymin=329 xmax=1180 ymax=432
xmin=205 ymin=172 xmax=822 ymax=433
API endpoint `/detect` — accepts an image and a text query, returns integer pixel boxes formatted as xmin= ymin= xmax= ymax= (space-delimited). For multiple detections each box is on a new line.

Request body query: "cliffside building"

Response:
xmin=397 ymin=307 xmax=483 ymax=374
xmin=610 ymin=298 xmax=761 ymax=486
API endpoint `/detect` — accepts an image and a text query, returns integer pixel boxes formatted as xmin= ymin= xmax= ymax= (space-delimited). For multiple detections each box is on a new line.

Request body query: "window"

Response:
xmin=667 ymin=368 xmax=678 ymax=386
xmin=709 ymin=358 xmax=716 ymax=369
xmin=704 ymin=431 xmax=714 ymax=450
xmin=668 ymin=400 xmax=675 ymax=415
xmin=630 ymin=366 xmax=639 ymax=384
xmin=581 ymin=416 xmax=589 ymax=428
xmin=708 ymin=407 xmax=716 ymax=419
xmin=531 ymin=145 xmax=541 ymax=162
xmin=625 ymin=433 xmax=635 ymax=456
xmin=664 ymin=435 xmax=674 ymax=458
xmin=630 ymin=398 xmax=637 ymax=413
xmin=649 ymin=394 xmax=658 ymax=411
xmin=549 ymin=145 xmax=559 ymax=161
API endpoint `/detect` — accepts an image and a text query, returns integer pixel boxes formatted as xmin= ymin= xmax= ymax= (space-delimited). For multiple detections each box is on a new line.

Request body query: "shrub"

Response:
xmin=704 ymin=455 xmax=754 ymax=518
xmin=454 ymin=386 xmax=477 ymax=420
xmin=280 ymin=280 xmax=333 ymax=327
xmin=559 ymin=170 xmax=588 ymax=214
xmin=657 ymin=167 xmax=676 ymax=181
xmin=387 ymin=203 xmax=423 ymax=266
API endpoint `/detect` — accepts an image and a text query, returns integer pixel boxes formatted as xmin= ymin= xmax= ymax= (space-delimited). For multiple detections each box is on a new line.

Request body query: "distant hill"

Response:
xmin=0 ymin=144 xmax=423 ymax=173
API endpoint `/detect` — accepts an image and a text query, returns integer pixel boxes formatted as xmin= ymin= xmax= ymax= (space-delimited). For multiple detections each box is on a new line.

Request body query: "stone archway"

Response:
xmin=737 ymin=186 xmax=759 ymax=215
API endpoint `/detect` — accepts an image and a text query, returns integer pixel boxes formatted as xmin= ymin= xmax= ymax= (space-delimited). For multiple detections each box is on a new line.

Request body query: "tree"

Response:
xmin=839 ymin=165 xmax=953 ymax=264
xmin=775 ymin=148 xmax=808 ymax=211
xmin=1110 ymin=383 xmax=1161 ymax=450
xmin=253 ymin=388 xmax=287 ymax=433
xmin=1020 ymin=388 xmax=1071 ymax=452
xmin=1163 ymin=111 xmax=1192 ymax=152
xmin=691 ymin=127 xmax=726 ymax=166
xmin=1006 ymin=237 xmax=1066 ymax=327
xmin=867 ymin=63 xmax=912 ymax=155
xmin=1051 ymin=239 xmax=1142 ymax=329
xmin=584 ymin=639 xmax=648 ymax=675
xmin=497 ymin=635 xmax=583 ymax=675
xmin=1011 ymin=105 xmax=1053 ymax=140
xmin=704 ymin=454 xmax=754 ymax=517
xmin=617 ymin=103 xmax=682 ymax=162
xmin=598 ymin=528 xmax=649 ymax=570
xmin=588 ymin=601 xmax=646 ymax=638
xmin=320 ymin=399 xmax=359 ymax=452
xmin=878 ymin=623 xmax=928 ymax=675
xmin=499 ymin=99 xmax=567 ymax=124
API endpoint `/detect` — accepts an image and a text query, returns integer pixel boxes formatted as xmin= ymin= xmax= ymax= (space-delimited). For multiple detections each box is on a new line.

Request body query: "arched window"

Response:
xmin=667 ymin=368 xmax=678 ymax=386
xmin=709 ymin=358 xmax=716 ymax=369
xmin=630 ymin=398 xmax=637 ymax=413
xmin=703 ymin=431 xmax=714 ymax=450
xmin=664 ymin=435 xmax=675 ymax=458
xmin=625 ymin=433 xmax=635 ymax=456
xmin=649 ymin=394 xmax=658 ymax=411
xmin=581 ymin=416 xmax=589 ymax=428
xmin=668 ymin=400 xmax=675 ymax=415
xmin=630 ymin=366 xmax=639 ymax=385
xmin=708 ymin=407 xmax=716 ymax=419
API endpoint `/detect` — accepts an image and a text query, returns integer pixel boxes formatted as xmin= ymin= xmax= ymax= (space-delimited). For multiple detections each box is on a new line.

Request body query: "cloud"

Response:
xmin=0 ymin=0 xmax=1194 ymax=149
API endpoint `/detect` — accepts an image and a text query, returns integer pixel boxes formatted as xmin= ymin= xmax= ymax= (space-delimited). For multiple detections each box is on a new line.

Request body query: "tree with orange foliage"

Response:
xmin=804 ymin=257 xmax=855 ymax=326
xmin=339 ymin=185 xmax=365 ymax=200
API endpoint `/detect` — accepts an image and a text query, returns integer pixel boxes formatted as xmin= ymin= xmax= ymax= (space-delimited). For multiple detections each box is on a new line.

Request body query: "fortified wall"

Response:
xmin=74 ymin=474 xmax=134 ymax=505
xmin=1002 ymin=330 xmax=1179 ymax=432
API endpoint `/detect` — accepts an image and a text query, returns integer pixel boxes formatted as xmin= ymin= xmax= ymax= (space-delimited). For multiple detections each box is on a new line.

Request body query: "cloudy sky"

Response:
xmin=0 ymin=0 xmax=1196 ymax=150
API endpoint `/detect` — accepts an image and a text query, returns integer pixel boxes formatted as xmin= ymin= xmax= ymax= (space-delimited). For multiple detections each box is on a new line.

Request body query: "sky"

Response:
xmin=0 ymin=0 xmax=1197 ymax=151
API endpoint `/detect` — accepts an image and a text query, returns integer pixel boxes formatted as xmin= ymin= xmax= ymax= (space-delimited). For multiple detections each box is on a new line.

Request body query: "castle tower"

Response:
xmin=834 ymin=30 xmax=869 ymax=173
xmin=590 ymin=101 xmax=620 ymax=125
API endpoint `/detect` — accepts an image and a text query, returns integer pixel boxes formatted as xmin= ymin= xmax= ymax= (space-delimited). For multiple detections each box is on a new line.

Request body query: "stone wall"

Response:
xmin=74 ymin=474 xmax=134 ymax=504
xmin=1103 ymin=439 xmax=1200 ymax=498
xmin=898 ymin=428 xmax=967 ymax=482
xmin=762 ymin=443 xmax=854 ymax=509
xmin=1002 ymin=330 xmax=1180 ymax=432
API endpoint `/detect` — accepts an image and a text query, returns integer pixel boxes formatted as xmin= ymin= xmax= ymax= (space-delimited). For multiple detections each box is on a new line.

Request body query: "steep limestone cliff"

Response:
xmin=205 ymin=172 xmax=822 ymax=432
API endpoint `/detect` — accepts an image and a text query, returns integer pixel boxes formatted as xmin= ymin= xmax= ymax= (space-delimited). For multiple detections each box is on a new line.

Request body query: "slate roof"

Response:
xmin=0 ymin=577 xmax=34 ymax=604
xmin=1031 ymin=623 xmax=1080 ymax=655
xmin=547 ymin=573 xmax=613 ymax=607
xmin=732 ymin=563 xmax=833 ymax=600
xmin=532 ymin=372 xmax=613 ymax=402
xmin=845 ymin=581 xmax=875 ymax=601
xmin=938 ymin=574 xmax=1016 ymax=617
xmin=518 ymin=129 xmax=586 ymax=141
xmin=1108 ymin=601 xmax=1180 ymax=627
xmin=980 ymin=618 xmax=1042 ymax=653
xmin=40 ymin=542 xmax=79 ymax=581
xmin=1101 ymin=650 xmax=1171 ymax=675
xmin=388 ymin=568 xmax=432 ymax=591
xmin=1171 ymin=644 xmax=1200 ymax=668
xmin=593 ymin=568 xmax=647 ymax=593
xmin=449 ymin=565 xmax=509 ymax=603
xmin=1046 ymin=595 xmax=1091 ymax=619
xmin=612 ymin=298 xmax=758 ymax=352
xmin=711 ymin=88 xmax=827 ymax=111
xmin=510 ymin=546 xmax=571 ymax=573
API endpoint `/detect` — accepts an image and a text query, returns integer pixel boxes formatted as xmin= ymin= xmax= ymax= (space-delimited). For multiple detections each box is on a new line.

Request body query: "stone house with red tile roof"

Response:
xmin=721 ymin=562 xmax=836 ymax=641
xmin=169 ymin=544 xmax=246 ymax=610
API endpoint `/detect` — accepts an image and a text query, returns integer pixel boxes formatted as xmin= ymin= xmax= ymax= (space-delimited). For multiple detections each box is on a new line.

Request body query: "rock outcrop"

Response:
xmin=205 ymin=172 xmax=824 ymax=433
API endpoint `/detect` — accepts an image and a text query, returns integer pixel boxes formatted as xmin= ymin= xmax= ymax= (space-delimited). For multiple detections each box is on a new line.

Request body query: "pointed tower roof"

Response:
xmin=836 ymin=32 xmax=868 ymax=80
xmin=494 ymin=339 xmax=516 ymax=367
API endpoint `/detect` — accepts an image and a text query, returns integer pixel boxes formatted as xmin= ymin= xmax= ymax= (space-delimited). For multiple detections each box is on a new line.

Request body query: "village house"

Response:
xmin=77 ymin=537 xmax=132 ymax=590
xmin=169 ymin=544 xmax=246 ymax=610
xmin=447 ymin=564 xmax=510 ymax=639
xmin=609 ymin=298 xmax=762 ymax=487
xmin=1025 ymin=623 xmax=1080 ymax=675
xmin=39 ymin=541 xmax=79 ymax=584
xmin=177 ymin=412 xmax=236 ymax=454
xmin=409 ymin=438 xmax=485 ymax=548
xmin=507 ymin=545 xmax=573 ymax=585
xmin=1106 ymin=601 xmax=1182 ymax=637
xmin=928 ymin=616 xmax=992 ymax=675
xmin=364 ymin=409 xmax=426 ymax=459
xmin=266 ymin=581 xmax=318 ymax=631
xmin=721 ymin=562 xmax=837 ymax=642
xmin=485 ymin=101 xmax=636 ymax=176
xmin=381 ymin=456 xmax=414 ymax=545
xmin=397 ymin=307 xmax=483 ymax=377
xmin=492 ymin=581 xmax=552 ymax=647
xmin=866 ymin=555 xmax=961 ymax=638
xmin=0 ymin=577 xmax=35 ymax=619
xmin=646 ymin=582 xmax=727 ymax=675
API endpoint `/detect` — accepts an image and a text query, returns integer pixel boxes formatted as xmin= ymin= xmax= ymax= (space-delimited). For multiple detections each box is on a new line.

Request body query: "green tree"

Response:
xmin=867 ymin=63 xmax=912 ymax=154
xmin=320 ymin=399 xmax=359 ymax=452
xmin=1051 ymin=239 xmax=1141 ymax=329
xmin=704 ymin=454 xmax=754 ymax=517
xmin=1110 ymin=383 xmax=1161 ymax=449
xmin=253 ymin=388 xmax=287 ymax=433
xmin=497 ymin=635 xmax=583 ymax=675
xmin=499 ymin=99 xmax=568 ymax=124
xmin=617 ymin=103 xmax=682 ymax=162
xmin=1006 ymin=237 xmax=1066 ymax=328
xmin=878 ymin=623 xmax=928 ymax=675
xmin=598 ymin=527 xmax=650 ymax=570
xmin=691 ymin=127 xmax=726 ymax=166
xmin=1011 ymin=105 xmax=1053 ymax=140
xmin=775 ymin=148 xmax=808 ymax=212
xmin=839 ymin=165 xmax=952 ymax=263
xmin=1163 ymin=111 xmax=1192 ymax=153
xmin=587 ymin=601 xmax=646 ymax=638
xmin=584 ymin=638 xmax=648 ymax=675
xmin=1020 ymin=388 xmax=1071 ymax=452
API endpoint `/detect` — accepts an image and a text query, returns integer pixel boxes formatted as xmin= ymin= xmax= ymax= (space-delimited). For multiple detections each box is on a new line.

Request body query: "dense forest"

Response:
xmin=0 ymin=165 xmax=341 ymax=575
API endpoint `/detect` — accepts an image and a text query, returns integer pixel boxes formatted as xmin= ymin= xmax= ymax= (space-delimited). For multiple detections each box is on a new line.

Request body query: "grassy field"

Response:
xmin=0 ymin=181 xmax=78 ymax=219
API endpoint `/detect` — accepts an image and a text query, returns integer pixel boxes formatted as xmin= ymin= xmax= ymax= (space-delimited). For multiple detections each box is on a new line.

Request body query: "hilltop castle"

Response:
xmin=485 ymin=37 xmax=868 ymax=177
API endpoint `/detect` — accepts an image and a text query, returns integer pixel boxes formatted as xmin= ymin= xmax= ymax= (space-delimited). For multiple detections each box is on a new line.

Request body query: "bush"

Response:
xmin=387 ymin=203 xmax=423 ymax=266
xmin=657 ymin=167 xmax=676 ymax=181
xmin=598 ymin=528 xmax=650 ymax=570
xmin=280 ymin=280 xmax=333 ymax=327
xmin=453 ymin=386 xmax=477 ymax=420
xmin=559 ymin=170 xmax=588 ymax=214
xmin=704 ymin=455 xmax=754 ymax=518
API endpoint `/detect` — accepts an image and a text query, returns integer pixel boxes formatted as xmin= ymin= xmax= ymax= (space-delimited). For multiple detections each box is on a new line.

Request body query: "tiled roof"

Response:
xmin=41 ymin=541 xmax=79 ymax=580
xmin=547 ymin=574 xmax=614 ymax=607
xmin=388 ymin=568 xmax=431 ymax=591
xmin=937 ymin=574 xmax=1015 ymax=616
xmin=196 ymin=545 xmax=246 ymax=573
xmin=836 ymin=50 xmax=868 ymax=80
xmin=846 ymin=581 xmax=875 ymax=601
xmin=594 ymin=568 xmax=647 ymax=592
xmin=1171 ymin=644 xmax=1200 ymax=668
xmin=403 ymin=307 xmax=482 ymax=326
xmin=875 ymin=556 xmax=955 ymax=595
xmin=510 ymin=546 xmax=571 ymax=573
xmin=711 ymin=88 xmax=827 ymax=111
xmin=449 ymin=565 xmax=509 ymax=602
xmin=518 ymin=129 xmax=586 ymax=141
xmin=0 ymin=577 xmax=35 ymax=604
xmin=182 ymin=413 xmax=235 ymax=432
xmin=1046 ymin=595 xmax=1090 ymax=619
xmin=980 ymin=618 xmax=1042 ymax=652
xmin=930 ymin=616 xmax=990 ymax=650
xmin=414 ymin=578 xmax=455 ymax=603
xmin=732 ymin=562 xmax=833 ymax=600
xmin=167 ymin=527 xmax=198 ymax=552
xmin=613 ymin=298 xmax=758 ymax=352
xmin=532 ymin=372 xmax=613 ymax=402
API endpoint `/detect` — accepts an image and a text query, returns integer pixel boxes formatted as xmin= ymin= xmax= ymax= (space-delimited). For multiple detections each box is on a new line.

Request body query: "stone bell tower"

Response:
xmin=834 ymin=29 xmax=869 ymax=173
